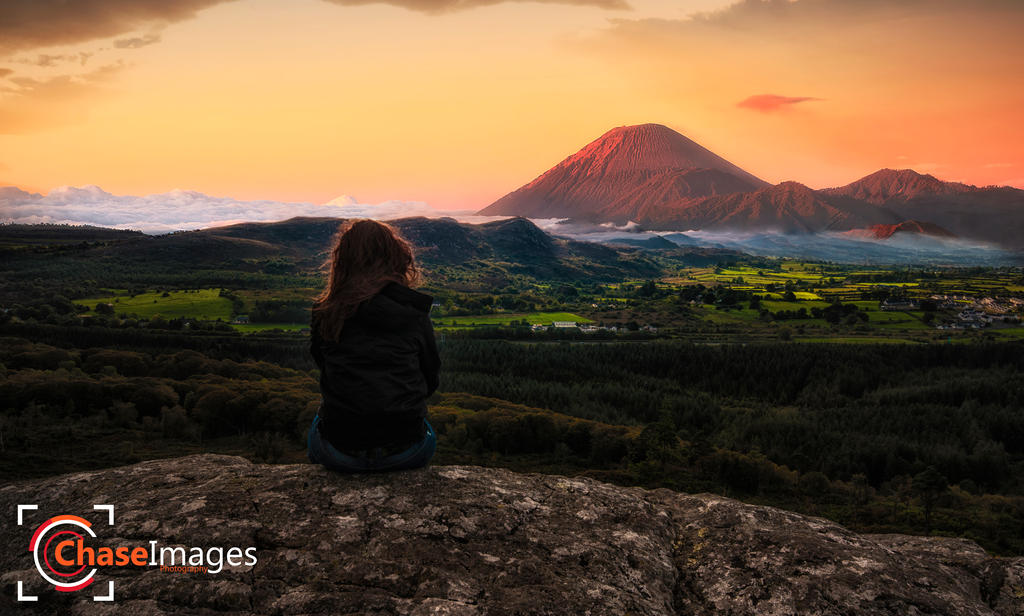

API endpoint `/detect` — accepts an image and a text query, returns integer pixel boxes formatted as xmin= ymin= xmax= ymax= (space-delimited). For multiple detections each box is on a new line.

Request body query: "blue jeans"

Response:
xmin=307 ymin=414 xmax=436 ymax=473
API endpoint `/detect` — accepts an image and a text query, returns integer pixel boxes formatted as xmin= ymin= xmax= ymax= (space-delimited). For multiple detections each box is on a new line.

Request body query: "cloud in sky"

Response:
xmin=596 ymin=0 xmax=1024 ymax=80
xmin=687 ymin=0 xmax=1024 ymax=27
xmin=113 ymin=33 xmax=163 ymax=49
xmin=321 ymin=0 xmax=628 ymax=13
xmin=737 ymin=94 xmax=820 ymax=113
xmin=1 ymin=0 xmax=626 ymax=56
xmin=0 ymin=0 xmax=232 ymax=55
xmin=0 ymin=68 xmax=12 ymax=79
xmin=0 ymin=184 xmax=477 ymax=233
xmin=24 ymin=52 xmax=95 ymax=67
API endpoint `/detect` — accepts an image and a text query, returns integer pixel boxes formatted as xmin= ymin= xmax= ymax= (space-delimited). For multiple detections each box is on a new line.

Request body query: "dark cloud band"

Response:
xmin=0 ymin=0 xmax=232 ymax=55
xmin=323 ymin=0 xmax=627 ymax=13
xmin=1 ymin=0 xmax=627 ymax=55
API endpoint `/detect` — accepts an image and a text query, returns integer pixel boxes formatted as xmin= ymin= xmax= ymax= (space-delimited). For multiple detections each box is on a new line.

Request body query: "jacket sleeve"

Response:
xmin=419 ymin=315 xmax=441 ymax=396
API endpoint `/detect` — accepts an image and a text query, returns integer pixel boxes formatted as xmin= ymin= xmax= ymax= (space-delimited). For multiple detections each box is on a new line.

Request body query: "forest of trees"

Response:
xmin=2 ymin=322 xmax=1022 ymax=554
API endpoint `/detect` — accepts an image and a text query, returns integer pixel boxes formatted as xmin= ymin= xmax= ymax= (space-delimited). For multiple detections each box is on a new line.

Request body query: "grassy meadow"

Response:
xmin=78 ymin=288 xmax=233 ymax=321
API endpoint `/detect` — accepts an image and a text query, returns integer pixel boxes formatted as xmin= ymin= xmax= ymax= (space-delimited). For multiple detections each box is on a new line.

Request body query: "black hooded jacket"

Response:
xmin=310 ymin=282 xmax=440 ymax=451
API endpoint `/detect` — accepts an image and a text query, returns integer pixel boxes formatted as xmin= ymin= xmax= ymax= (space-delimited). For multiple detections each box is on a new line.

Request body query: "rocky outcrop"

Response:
xmin=843 ymin=220 xmax=957 ymax=241
xmin=2 ymin=455 xmax=1021 ymax=615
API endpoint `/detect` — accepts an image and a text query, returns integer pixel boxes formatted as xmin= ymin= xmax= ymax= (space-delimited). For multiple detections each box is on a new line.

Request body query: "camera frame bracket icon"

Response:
xmin=16 ymin=503 xmax=116 ymax=602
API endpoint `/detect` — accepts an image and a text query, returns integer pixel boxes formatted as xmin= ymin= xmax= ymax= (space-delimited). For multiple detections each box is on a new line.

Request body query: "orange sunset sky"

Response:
xmin=1 ymin=0 xmax=1023 ymax=210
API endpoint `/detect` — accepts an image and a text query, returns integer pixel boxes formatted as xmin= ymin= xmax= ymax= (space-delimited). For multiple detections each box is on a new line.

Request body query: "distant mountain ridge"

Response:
xmin=639 ymin=181 xmax=898 ymax=233
xmin=2 ymin=215 xmax=742 ymax=290
xmin=825 ymin=169 xmax=1024 ymax=248
xmin=479 ymin=125 xmax=1024 ymax=249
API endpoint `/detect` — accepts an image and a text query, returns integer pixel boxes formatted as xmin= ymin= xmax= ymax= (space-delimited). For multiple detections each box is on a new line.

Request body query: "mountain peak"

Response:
xmin=860 ymin=168 xmax=946 ymax=189
xmin=773 ymin=180 xmax=816 ymax=194
xmin=826 ymin=168 xmax=972 ymax=203
xmin=325 ymin=194 xmax=358 ymax=207
xmin=478 ymin=123 xmax=767 ymax=218
xmin=563 ymin=123 xmax=767 ymax=180
xmin=869 ymin=168 xmax=934 ymax=180
xmin=605 ymin=122 xmax=673 ymax=135
xmin=598 ymin=122 xmax=690 ymax=146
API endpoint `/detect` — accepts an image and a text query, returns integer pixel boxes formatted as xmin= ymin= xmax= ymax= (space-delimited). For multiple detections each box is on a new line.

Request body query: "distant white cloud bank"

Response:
xmin=0 ymin=184 xmax=486 ymax=233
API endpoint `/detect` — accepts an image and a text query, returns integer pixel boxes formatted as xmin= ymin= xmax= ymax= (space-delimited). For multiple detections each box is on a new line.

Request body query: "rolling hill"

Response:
xmin=0 ymin=216 xmax=745 ymax=296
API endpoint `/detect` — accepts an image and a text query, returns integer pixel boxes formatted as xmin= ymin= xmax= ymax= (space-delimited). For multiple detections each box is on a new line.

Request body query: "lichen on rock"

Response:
xmin=1 ymin=454 xmax=1021 ymax=615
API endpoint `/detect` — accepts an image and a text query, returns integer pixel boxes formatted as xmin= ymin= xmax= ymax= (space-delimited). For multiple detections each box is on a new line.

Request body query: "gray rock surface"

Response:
xmin=2 ymin=454 xmax=1021 ymax=615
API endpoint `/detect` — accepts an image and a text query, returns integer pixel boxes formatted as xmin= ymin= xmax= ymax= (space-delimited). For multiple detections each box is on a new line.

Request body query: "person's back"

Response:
xmin=306 ymin=219 xmax=439 ymax=472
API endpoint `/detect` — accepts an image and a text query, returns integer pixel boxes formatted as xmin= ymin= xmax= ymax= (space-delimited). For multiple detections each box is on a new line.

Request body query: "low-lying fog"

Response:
xmin=530 ymin=219 xmax=1022 ymax=266
xmin=2 ymin=185 xmax=1019 ymax=265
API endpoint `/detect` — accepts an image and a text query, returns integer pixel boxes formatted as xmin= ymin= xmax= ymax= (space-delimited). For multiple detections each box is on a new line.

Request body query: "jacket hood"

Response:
xmin=352 ymin=282 xmax=433 ymax=327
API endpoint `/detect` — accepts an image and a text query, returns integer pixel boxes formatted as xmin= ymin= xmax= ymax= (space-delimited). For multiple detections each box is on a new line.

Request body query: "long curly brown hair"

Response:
xmin=312 ymin=219 xmax=420 ymax=341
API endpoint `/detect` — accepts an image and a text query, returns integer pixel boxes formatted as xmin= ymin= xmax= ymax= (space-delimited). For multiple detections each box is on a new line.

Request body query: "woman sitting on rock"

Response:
xmin=307 ymin=219 xmax=439 ymax=472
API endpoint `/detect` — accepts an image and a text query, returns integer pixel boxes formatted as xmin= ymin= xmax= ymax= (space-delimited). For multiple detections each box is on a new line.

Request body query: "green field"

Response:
xmin=989 ymin=327 xmax=1024 ymax=340
xmin=436 ymin=311 xmax=593 ymax=328
xmin=846 ymin=302 xmax=932 ymax=329
xmin=64 ymin=261 xmax=1021 ymax=344
xmin=78 ymin=289 xmax=232 ymax=320
xmin=690 ymin=305 xmax=761 ymax=324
